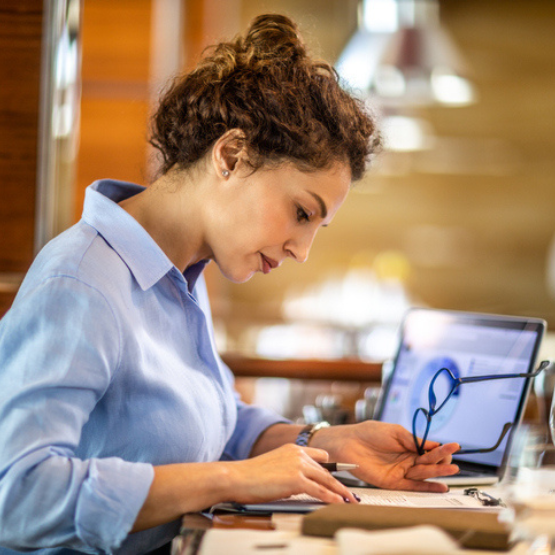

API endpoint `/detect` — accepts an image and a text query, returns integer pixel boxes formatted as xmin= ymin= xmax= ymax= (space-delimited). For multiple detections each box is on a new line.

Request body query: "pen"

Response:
xmin=319 ymin=462 xmax=359 ymax=472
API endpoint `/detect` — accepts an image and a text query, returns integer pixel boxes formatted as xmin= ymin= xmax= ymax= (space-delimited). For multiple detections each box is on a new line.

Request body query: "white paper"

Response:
xmin=336 ymin=525 xmax=461 ymax=555
xmin=351 ymin=486 xmax=487 ymax=508
xmin=197 ymin=529 xmax=336 ymax=555
xmin=216 ymin=486 xmax=496 ymax=514
xmin=285 ymin=486 xmax=487 ymax=510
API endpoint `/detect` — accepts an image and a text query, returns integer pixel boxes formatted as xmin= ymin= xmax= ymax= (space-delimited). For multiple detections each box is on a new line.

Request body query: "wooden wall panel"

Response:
xmin=0 ymin=1 xmax=44 ymax=316
xmin=80 ymin=0 xmax=151 ymax=83
xmin=75 ymin=98 xmax=150 ymax=215
xmin=75 ymin=0 xmax=152 ymax=221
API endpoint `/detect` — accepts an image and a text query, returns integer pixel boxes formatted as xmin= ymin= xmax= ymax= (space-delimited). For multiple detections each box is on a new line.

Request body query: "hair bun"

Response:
xmin=244 ymin=14 xmax=306 ymax=60
xmin=150 ymin=13 xmax=379 ymax=181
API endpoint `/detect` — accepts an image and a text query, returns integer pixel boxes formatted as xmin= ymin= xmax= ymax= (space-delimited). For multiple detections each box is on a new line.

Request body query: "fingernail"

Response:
xmin=343 ymin=497 xmax=351 ymax=503
xmin=353 ymin=493 xmax=361 ymax=502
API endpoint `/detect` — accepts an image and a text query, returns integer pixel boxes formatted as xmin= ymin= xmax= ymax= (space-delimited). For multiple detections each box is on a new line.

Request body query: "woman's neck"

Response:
xmin=118 ymin=168 xmax=213 ymax=272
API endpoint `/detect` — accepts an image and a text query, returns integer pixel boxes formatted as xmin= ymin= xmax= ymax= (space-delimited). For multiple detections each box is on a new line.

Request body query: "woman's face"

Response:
xmin=206 ymin=161 xmax=351 ymax=283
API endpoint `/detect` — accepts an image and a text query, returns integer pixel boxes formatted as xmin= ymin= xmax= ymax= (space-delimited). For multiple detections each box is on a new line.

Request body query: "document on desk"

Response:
xmin=223 ymin=486 xmax=488 ymax=513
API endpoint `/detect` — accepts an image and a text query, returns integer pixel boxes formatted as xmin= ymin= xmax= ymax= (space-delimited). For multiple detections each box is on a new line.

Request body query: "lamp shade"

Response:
xmin=375 ymin=23 xmax=476 ymax=106
xmin=336 ymin=0 xmax=476 ymax=107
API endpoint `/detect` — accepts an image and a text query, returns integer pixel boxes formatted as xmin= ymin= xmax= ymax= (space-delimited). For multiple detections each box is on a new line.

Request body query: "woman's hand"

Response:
xmin=309 ymin=421 xmax=460 ymax=493
xmin=133 ymin=443 xmax=357 ymax=533
xmin=225 ymin=443 xmax=359 ymax=505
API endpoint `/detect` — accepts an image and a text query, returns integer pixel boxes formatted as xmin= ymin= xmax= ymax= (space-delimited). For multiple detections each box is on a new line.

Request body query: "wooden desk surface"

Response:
xmin=181 ymin=512 xmax=275 ymax=531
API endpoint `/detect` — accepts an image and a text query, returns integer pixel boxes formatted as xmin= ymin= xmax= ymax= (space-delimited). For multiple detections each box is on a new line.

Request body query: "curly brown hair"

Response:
xmin=150 ymin=14 xmax=380 ymax=181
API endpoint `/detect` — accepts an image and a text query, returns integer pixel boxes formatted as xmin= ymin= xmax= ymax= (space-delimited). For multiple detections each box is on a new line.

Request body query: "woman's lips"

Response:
xmin=260 ymin=254 xmax=278 ymax=274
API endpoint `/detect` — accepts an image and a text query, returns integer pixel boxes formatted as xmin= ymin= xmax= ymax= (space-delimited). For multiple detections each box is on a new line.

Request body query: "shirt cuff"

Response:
xmin=223 ymin=403 xmax=290 ymax=460
xmin=75 ymin=458 xmax=154 ymax=553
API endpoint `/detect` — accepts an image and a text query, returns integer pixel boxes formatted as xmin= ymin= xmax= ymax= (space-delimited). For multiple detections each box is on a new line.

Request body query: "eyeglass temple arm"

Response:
xmin=456 ymin=422 xmax=513 ymax=455
xmin=455 ymin=360 xmax=551 ymax=385
xmin=412 ymin=408 xmax=431 ymax=456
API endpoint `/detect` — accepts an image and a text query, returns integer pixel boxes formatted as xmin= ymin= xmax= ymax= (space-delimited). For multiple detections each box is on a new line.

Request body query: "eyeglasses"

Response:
xmin=412 ymin=359 xmax=550 ymax=456
xmin=463 ymin=487 xmax=505 ymax=507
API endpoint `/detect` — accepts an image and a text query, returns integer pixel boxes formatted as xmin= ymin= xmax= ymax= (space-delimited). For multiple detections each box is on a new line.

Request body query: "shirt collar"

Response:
xmin=82 ymin=179 xmax=207 ymax=292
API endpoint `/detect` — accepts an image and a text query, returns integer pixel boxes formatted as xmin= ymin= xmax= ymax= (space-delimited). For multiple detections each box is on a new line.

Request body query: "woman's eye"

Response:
xmin=297 ymin=206 xmax=310 ymax=223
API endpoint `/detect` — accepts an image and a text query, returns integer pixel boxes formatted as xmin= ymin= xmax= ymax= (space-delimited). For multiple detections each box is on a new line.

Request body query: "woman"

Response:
xmin=0 ymin=14 xmax=459 ymax=555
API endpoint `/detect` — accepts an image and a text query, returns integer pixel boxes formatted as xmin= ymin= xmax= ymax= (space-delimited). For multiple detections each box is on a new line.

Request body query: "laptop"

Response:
xmin=373 ymin=308 xmax=546 ymax=486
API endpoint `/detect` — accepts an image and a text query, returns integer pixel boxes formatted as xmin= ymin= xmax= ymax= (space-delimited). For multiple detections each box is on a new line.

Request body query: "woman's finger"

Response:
xmin=300 ymin=458 xmax=359 ymax=504
xmin=393 ymin=477 xmax=450 ymax=493
xmin=392 ymin=423 xmax=444 ymax=453
xmin=415 ymin=443 xmax=459 ymax=465
xmin=300 ymin=446 xmax=330 ymax=463
xmin=405 ymin=462 xmax=459 ymax=481
xmin=298 ymin=477 xmax=348 ymax=504
xmin=265 ymin=445 xmax=358 ymax=504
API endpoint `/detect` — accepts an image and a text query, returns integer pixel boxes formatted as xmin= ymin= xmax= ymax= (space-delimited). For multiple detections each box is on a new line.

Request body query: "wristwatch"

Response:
xmin=295 ymin=421 xmax=330 ymax=447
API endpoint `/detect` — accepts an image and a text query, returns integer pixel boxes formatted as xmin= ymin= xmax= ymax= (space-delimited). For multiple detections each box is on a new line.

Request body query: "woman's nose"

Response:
xmin=285 ymin=228 xmax=318 ymax=263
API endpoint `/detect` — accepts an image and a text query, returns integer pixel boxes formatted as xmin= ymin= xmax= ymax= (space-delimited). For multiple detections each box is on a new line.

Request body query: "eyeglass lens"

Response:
xmin=429 ymin=367 xmax=459 ymax=412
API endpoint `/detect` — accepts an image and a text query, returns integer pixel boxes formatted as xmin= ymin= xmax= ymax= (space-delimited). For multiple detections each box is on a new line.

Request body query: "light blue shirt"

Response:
xmin=0 ymin=180 xmax=285 ymax=554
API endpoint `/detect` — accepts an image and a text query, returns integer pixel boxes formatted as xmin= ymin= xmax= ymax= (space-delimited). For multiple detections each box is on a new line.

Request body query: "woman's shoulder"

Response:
xmin=19 ymin=221 xmax=132 ymax=302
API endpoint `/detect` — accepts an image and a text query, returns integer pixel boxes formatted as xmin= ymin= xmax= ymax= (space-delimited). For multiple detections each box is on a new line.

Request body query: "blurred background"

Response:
xmin=1 ymin=0 xmax=555 ymax=418
xmin=79 ymin=0 xmax=555 ymax=362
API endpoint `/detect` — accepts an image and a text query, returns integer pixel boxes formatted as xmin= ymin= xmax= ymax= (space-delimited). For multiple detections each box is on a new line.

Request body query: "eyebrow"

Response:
xmin=309 ymin=191 xmax=328 ymax=220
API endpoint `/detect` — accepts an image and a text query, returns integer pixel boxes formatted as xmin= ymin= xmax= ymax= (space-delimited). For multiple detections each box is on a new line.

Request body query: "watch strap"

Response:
xmin=295 ymin=421 xmax=330 ymax=446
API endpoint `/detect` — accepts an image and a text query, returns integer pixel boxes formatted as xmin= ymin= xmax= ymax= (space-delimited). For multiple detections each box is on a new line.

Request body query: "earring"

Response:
xmin=222 ymin=169 xmax=230 ymax=177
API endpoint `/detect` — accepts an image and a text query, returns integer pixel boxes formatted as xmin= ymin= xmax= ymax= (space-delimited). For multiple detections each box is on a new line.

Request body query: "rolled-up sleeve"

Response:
xmin=0 ymin=277 xmax=154 ymax=553
xmin=222 ymin=398 xmax=290 ymax=460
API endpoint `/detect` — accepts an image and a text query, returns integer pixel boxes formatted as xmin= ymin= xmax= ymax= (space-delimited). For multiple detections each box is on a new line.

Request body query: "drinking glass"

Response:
xmin=550 ymin=383 xmax=555 ymax=445
xmin=500 ymin=423 xmax=555 ymax=553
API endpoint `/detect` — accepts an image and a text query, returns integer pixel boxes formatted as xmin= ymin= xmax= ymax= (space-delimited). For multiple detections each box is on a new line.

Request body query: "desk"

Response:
xmin=172 ymin=511 xmax=528 ymax=555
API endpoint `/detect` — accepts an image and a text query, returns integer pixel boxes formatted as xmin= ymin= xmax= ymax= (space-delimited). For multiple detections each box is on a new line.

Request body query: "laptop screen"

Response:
xmin=377 ymin=309 xmax=545 ymax=469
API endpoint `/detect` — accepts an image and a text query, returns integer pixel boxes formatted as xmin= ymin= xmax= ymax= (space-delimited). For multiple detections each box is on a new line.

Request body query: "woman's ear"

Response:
xmin=212 ymin=129 xmax=247 ymax=177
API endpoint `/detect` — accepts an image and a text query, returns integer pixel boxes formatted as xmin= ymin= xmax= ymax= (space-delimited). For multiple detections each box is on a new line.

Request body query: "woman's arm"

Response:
xmin=0 ymin=278 xmax=152 ymax=553
xmin=246 ymin=421 xmax=460 ymax=493
xmin=248 ymin=423 xmax=304 ymax=457
xmin=133 ymin=419 xmax=461 ymax=532
xmin=132 ymin=443 xmax=358 ymax=532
